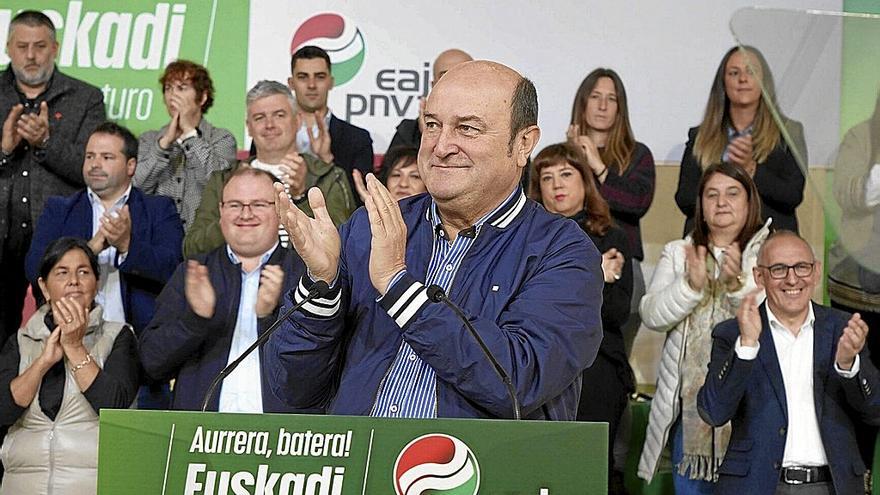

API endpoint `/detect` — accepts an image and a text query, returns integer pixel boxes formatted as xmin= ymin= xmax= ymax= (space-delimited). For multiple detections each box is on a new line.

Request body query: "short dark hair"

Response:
xmin=379 ymin=146 xmax=419 ymax=185
xmin=160 ymin=59 xmax=215 ymax=113
xmin=291 ymin=45 xmax=332 ymax=74
xmin=509 ymin=76 xmax=538 ymax=150
xmin=90 ymin=122 xmax=138 ymax=161
xmin=39 ymin=237 xmax=100 ymax=282
xmin=9 ymin=10 xmax=56 ymax=40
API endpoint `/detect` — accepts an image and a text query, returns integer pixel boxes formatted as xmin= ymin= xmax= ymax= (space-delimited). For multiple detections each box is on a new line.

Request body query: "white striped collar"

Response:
xmin=424 ymin=186 xmax=526 ymax=236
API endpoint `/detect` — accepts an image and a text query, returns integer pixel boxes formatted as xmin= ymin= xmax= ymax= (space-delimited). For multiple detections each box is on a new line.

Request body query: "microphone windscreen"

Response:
xmin=310 ymin=280 xmax=331 ymax=297
xmin=426 ymin=284 xmax=445 ymax=303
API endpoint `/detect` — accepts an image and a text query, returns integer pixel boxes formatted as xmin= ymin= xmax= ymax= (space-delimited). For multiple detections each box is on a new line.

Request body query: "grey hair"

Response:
xmin=8 ymin=10 xmax=56 ymax=42
xmin=246 ymin=80 xmax=298 ymax=112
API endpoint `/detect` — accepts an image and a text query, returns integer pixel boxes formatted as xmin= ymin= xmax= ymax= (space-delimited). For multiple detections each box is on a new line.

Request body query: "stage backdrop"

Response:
xmin=4 ymin=0 xmax=839 ymax=163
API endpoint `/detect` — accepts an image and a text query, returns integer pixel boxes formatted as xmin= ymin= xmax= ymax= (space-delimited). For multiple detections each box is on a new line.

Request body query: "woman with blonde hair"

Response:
xmin=675 ymin=46 xmax=806 ymax=235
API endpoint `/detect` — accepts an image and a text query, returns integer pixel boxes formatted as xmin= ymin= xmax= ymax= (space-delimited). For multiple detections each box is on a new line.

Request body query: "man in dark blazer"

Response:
xmin=287 ymin=45 xmax=373 ymax=204
xmin=698 ymin=231 xmax=880 ymax=495
xmin=139 ymin=167 xmax=307 ymax=413
xmin=25 ymin=122 xmax=183 ymax=335
xmin=0 ymin=10 xmax=105 ymax=343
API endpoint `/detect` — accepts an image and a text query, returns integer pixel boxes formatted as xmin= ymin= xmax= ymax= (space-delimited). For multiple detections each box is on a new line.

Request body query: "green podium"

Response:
xmin=97 ymin=410 xmax=607 ymax=494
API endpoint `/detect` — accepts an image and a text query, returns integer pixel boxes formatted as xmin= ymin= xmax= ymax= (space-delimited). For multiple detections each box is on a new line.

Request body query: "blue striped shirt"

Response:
xmin=371 ymin=188 xmax=521 ymax=418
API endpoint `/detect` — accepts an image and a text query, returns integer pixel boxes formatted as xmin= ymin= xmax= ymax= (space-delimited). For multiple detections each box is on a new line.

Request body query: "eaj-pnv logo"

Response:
xmin=393 ymin=433 xmax=480 ymax=495
xmin=290 ymin=13 xmax=365 ymax=86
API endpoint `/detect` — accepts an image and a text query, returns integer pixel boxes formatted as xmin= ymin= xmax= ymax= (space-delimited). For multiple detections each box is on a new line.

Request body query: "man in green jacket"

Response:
xmin=184 ymin=81 xmax=355 ymax=257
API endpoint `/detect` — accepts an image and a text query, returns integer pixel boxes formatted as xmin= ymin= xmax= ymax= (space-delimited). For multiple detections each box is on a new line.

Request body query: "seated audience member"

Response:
xmin=134 ymin=60 xmax=237 ymax=231
xmin=0 ymin=237 xmax=139 ymax=495
xmin=638 ymin=163 xmax=770 ymax=493
xmin=140 ymin=167 xmax=306 ymax=413
xmin=353 ymin=146 xmax=425 ymax=202
xmin=675 ymin=46 xmax=806 ymax=235
xmin=265 ymin=61 xmax=603 ymax=420
xmin=183 ymin=81 xmax=354 ymax=257
xmin=698 ymin=230 xmax=880 ymax=495
xmin=567 ymin=67 xmax=655 ymax=355
xmin=386 ymin=49 xmax=473 ymax=150
xmin=529 ymin=142 xmax=633 ymax=493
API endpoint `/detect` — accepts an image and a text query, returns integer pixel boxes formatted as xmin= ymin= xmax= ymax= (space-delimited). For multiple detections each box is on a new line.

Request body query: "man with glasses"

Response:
xmin=140 ymin=167 xmax=308 ymax=412
xmin=698 ymin=230 xmax=880 ymax=495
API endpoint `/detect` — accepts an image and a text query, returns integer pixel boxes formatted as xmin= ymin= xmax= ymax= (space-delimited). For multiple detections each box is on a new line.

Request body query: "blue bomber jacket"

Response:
xmin=265 ymin=189 xmax=604 ymax=420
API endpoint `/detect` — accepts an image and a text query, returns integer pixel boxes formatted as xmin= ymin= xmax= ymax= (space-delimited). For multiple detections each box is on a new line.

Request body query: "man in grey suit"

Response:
xmin=0 ymin=10 xmax=105 ymax=342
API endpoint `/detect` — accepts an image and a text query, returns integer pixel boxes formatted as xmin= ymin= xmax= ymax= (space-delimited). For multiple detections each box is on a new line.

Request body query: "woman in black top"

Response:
xmin=675 ymin=46 xmax=806 ymax=235
xmin=530 ymin=142 xmax=634 ymax=494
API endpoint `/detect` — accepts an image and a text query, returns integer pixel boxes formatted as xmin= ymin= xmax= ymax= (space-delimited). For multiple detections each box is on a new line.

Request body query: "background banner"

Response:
xmin=0 ymin=1 xmax=249 ymax=141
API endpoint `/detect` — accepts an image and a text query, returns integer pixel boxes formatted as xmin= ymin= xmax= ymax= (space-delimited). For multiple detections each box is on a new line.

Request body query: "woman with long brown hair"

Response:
xmin=675 ymin=46 xmax=807 ymax=235
xmin=530 ymin=142 xmax=634 ymax=494
xmin=639 ymin=163 xmax=770 ymax=493
xmin=568 ymin=67 xmax=656 ymax=355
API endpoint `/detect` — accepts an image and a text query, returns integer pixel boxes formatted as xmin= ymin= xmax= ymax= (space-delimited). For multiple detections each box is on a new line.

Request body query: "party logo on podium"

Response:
xmin=393 ymin=433 xmax=480 ymax=495
xmin=290 ymin=13 xmax=365 ymax=86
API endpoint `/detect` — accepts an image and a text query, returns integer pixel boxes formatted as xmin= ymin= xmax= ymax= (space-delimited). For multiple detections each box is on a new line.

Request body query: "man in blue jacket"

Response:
xmin=25 ymin=122 xmax=183 ymax=409
xmin=698 ymin=231 xmax=880 ymax=495
xmin=25 ymin=122 xmax=183 ymax=334
xmin=266 ymin=60 xmax=603 ymax=420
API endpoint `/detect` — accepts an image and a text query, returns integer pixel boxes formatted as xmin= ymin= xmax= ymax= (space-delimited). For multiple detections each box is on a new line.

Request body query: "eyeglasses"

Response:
xmin=757 ymin=262 xmax=815 ymax=280
xmin=220 ymin=200 xmax=275 ymax=214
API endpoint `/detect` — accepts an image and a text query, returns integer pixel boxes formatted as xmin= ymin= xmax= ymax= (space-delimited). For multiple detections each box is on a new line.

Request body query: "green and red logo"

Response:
xmin=393 ymin=433 xmax=480 ymax=495
xmin=290 ymin=13 xmax=365 ymax=86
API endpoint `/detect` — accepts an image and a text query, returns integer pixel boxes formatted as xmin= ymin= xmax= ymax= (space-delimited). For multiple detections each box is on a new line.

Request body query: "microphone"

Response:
xmin=425 ymin=285 xmax=521 ymax=420
xmin=200 ymin=279 xmax=331 ymax=412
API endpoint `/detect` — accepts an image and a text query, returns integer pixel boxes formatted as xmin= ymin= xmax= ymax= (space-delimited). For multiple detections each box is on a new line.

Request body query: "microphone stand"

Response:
xmin=200 ymin=280 xmax=330 ymax=412
xmin=426 ymin=285 xmax=521 ymax=420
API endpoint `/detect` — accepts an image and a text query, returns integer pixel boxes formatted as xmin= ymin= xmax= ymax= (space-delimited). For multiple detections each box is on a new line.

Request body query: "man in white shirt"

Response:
xmin=698 ymin=230 xmax=880 ymax=495
xmin=140 ymin=167 xmax=309 ymax=412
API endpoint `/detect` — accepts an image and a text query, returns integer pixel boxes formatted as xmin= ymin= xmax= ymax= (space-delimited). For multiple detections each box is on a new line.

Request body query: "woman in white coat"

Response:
xmin=637 ymin=162 xmax=770 ymax=494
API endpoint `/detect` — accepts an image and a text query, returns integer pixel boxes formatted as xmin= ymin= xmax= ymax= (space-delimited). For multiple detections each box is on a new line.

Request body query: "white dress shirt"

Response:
xmin=86 ymin=185 xmax=131 ymax=324
xmin=217 ymin=243 xmax=277 ymax=413
xmin=735 ymin=303 xmax=860 ymax=467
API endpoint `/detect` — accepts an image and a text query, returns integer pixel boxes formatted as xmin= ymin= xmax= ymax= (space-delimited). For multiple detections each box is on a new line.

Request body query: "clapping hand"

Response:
xmin=17 ymin=101 xmax=50 ymax=147
xmin=726 ymin=134 xmax=756 ymax=176
xmin=601 ymin=248 xmax=624 ymax=283
xmin=279 ymin=151 xmax=307 ymax=198
xmin=185 ymin=260 xmax=216 ymax=318
xmin=566 ymin=123 xmax=605 ymax=176
xmin=684 ymin=244 xmax=709 ymax=292
xmin=737 ymin=288 xmax=763 ymax=347
xmin=255 ymin=265 xmax=285 ymax=318
xmin=836 ymin=313 xmax=869 ymax=371
xmin=276 ymin=184 xmax=341 ymax=283
xmin=99 ymin=205 xmax=132 ymax=254
xmin=718 ymin=243 xmax=744 ymax=291
xmin=308 ymin=109 xmax=334 ymax=164
xmin=2 ymin=104 xmax=24 ymax=153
